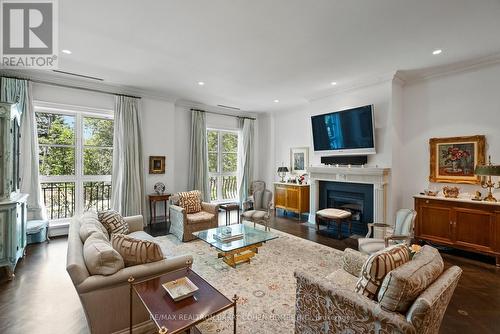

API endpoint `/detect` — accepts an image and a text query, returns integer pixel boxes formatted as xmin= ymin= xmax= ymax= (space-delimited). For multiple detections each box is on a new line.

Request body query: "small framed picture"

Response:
xmin=429 ymin=135 xmax=485 ymax=184
xmin=149 ymin=156 xmax=166 ymax=174
xmin=290 ymin=147 xmax=309 ymax=174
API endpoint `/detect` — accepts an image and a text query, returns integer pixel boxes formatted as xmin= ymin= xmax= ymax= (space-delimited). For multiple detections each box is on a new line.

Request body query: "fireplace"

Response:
xmin=319 ymin=181 xmax=374 ymax=236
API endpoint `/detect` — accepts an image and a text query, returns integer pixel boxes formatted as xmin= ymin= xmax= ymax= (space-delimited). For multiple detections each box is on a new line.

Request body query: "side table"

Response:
xmin=148 ymin=193 xmax=171 ymax=225
xmin=220 ymin=203 xmax=240 ymax=226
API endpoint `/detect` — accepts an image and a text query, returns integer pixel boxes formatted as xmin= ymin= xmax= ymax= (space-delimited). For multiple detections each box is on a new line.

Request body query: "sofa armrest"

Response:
xmin=124 ymin=215 xmax=144 ymax=233
xmin=76 ymin=254 xmax=194 ymax=294
xmin=342 ymin=248 xmax=369 ymax=277
xmin=294 ymin=270 xmax=415 ymax=334
xmin=201 ymin=202 xmax=219 ymax=214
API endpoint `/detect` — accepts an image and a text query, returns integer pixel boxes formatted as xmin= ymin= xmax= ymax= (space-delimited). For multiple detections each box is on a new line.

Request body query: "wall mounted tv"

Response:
xmin=311 ymin=105 xmax=376 ymax=155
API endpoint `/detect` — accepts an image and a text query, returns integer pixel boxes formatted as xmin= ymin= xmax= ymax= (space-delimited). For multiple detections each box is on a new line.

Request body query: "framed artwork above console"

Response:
xmin=429 ymin=135 xmax=485 ymax=184
xmin=290 ymin=147 xmax=309 ymax=174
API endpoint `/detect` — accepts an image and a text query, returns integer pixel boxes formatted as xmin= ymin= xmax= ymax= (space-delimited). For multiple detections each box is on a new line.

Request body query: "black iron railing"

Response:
xmin=209 ymin=175 xmax=237 ymax=201
xmin=41 ymin=182 xmax=112 ymax=220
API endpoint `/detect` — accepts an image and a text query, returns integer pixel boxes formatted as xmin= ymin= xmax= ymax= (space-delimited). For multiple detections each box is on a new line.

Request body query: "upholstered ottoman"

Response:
xmin=26 ymin=219 xmax=49 ymax=244
xmin=316 ymin=208 xmax=352 ymax=239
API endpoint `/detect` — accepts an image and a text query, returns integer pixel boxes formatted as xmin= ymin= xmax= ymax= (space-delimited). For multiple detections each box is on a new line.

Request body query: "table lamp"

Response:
xmin=474 ymin=156 xmax=500 ymax=202
xmin=277 ymin=166 xmax=289 ymax=182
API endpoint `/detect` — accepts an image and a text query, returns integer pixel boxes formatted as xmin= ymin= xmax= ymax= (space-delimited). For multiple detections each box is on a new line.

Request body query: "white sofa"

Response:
xmin=66 ymin=214 xmax=193 ymax=334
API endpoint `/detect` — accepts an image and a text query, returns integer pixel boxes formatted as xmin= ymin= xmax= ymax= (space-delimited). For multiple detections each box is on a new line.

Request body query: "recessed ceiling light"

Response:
xmin=331 ymin=81 xmax=337 ymax=86
xmin=432 ymin=49 xmax=442 ymax=55
xmin=274 ymin=99 xmax=280 ymax=103
xmin=62 ymin=49 xmax=72 ymax=54
xmin=198 ymin=81 xmax=205 ymax=86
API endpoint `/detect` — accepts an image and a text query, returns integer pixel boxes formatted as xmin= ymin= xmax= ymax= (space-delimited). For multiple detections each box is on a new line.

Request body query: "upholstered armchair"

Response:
xmin=169 ymin=191 xmax=219 ymax=242
xmin=247 ymin=180 xmax=266 ymax=207
xmin=241 ymin=189 xmax=273 ymax=231
xmin=358 ymin=208 xmax=417 ymax=255
xmin=295 ymin=247 xmax=462 ymax=334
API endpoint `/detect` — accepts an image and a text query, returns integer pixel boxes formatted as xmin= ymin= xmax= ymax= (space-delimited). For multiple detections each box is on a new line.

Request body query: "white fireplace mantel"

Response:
xmin=307 ymin=165 xmax=391 ymax=226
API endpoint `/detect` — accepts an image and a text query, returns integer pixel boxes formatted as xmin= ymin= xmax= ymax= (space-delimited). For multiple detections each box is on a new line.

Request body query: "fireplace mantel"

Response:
xmin=307 ymin=165 xmax=391 ymax=227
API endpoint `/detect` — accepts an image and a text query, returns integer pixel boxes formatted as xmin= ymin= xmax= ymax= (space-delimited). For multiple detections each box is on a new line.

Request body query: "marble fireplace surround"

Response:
xmin=307 ymin=166 xmax=391 ymax=228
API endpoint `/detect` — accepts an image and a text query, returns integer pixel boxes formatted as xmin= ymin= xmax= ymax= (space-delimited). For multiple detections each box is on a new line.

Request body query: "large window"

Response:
xmin=36 ymin=104 xmax=114 ymax=221
xmin=207 ymin=129 xmax=238 ymax=202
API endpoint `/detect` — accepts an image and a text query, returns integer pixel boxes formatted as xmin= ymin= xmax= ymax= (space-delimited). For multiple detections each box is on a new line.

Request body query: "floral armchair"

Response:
xmin=169 ymin=191 xmax=219 ymax=242
xmin=295 ymin=247 xmax=462 ymax=334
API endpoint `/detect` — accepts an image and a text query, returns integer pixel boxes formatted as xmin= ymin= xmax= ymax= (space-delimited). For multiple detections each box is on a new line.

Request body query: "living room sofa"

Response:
xmin=66 ymin=213 xmax=193 ymax=334
xmin=295 ymin=247 xmax=462 ymax=334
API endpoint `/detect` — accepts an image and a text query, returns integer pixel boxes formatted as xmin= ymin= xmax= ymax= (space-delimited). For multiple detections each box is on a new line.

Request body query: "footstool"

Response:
xmin=316 ymin=209 xmax=352 ymax=239
xmin=27 ymin=219 xmax=49 ymax=244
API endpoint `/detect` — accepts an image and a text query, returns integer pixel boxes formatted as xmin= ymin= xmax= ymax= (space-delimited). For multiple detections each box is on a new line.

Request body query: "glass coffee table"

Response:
xmin=193 ymin=224 xmax=278 ymax=268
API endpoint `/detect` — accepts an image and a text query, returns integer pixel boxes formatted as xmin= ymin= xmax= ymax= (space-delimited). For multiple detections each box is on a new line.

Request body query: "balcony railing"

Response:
xmin=210 ymin=175 xmax=238 ymax=202
xmin=41 ymin=181 xmax=112 ymax=220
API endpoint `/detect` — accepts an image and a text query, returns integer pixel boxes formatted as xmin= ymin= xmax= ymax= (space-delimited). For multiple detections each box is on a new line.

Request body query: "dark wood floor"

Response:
xmin=1 ymin=213 xmax=499 ymax=334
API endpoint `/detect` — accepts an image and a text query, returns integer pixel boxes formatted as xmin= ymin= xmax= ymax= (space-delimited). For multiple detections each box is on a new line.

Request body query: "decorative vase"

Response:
xmin=451 ymin=160 xmax=460 ymax=172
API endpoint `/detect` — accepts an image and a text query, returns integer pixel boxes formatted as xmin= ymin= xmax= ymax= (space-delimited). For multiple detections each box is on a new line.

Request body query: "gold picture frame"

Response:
xmin=149 ymin=156 xmax=166 ymax=174
xmin=429 ymin=135 xmax=485 ymax=184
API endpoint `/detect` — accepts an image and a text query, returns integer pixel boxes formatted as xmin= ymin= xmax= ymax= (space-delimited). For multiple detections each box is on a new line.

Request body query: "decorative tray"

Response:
xmin=162 ymin=277 xmax=199 ymax=302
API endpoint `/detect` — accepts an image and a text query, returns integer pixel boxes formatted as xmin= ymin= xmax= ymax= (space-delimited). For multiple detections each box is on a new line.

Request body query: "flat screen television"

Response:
xmin=311 ymin=105 xmax=375 ymax=155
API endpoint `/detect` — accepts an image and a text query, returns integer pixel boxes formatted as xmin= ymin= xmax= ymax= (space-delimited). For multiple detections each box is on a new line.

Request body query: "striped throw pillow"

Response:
xmin=111 ymin=234 xmax=164 ymax=267
xmin=178 ymin=190 xmax=202 ymax=214
xmin=355 ymin=244 xmax=410 ymax=300
xmin=98 ymin=210 xmax=129 ymax=235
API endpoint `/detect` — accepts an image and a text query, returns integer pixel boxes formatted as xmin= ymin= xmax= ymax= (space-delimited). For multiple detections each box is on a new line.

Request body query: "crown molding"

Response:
xmin=305 ymin=71 xmax=397 ymax=103
xmin=397 ymin=52 xmax=500 ymax=85
xmin=0 ymin=69 xmax=177 ymax=102
xmin=175 ymin=99 xmax=259 ymax=118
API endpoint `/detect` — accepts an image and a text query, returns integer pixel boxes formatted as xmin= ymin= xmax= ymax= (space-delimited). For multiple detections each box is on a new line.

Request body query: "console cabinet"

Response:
xmin=274 ymin=182 xmax=310 ymax=220
xmin=414 ymin=195 xmax=500 ymax=266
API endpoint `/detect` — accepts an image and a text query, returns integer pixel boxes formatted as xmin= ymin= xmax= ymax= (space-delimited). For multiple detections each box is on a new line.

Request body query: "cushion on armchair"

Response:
xmin=355 ymin=244 xmax=410 ymax=300
xmin=377 ymin=245 xmax=444 ymax=313
xmin=186 ymin=211 xmax=215 ymax=224
xmin=178 ymin=190 xmax=202 ymax=214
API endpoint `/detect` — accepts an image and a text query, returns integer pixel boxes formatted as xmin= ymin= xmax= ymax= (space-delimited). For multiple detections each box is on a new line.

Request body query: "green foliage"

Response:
xmin=36 ymin=113 xmax=114 ymax=176
xmin=207 ymin=130 xmax=218 ymax=152
xmin=222 ymin=133 xmax=238 ymax=152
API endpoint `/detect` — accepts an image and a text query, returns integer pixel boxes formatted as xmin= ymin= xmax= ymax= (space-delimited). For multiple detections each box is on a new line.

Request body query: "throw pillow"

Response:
xmin=355 ymin=244 xmax=410 ymax=300
xmin=378 ymin=245 xmax=444 ymax=312
xmin=98 ymin=210 xmax=129 ymax=235
xmin=178 ymin=190 xmax=202 ymax=214
xmin=79 ymin=211 xmax=109 ymax=242
xmin=83 ymin=233 xmax=124 ymax=276
xmin=111 ymin=234 xmax=164 ymax=267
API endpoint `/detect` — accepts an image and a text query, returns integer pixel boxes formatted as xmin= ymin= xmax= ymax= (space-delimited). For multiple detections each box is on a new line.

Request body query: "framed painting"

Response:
xmin=149 ymin=156 xmax=166 ymax=174
xmin=429 ymin=135 xmax=485 ymax=184
xmin=290 ymin=147 xmax=309 ymax=174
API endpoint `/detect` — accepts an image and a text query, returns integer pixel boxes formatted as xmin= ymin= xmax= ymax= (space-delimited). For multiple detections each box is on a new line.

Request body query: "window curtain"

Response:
xmin=111 ymin=96 xmax=144 ymax=217
xmin=1 ymin=77 xmax=46 ymax=220
xmin=188 ymin=110 xmax=210 ymax=201
xmin=237 ymin=118 xmax=254 ymax=204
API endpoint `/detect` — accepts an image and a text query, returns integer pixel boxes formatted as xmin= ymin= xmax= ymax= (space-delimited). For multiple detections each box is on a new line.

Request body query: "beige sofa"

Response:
xmin=66 ymin=214 xmax=193 ymax=334
xmin=295 ymin=247 xmax=462 ymax=334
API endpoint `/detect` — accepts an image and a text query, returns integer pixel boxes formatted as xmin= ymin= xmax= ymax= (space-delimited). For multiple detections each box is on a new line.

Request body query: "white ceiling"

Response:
xmin=43 ymin=0 xmax=500 ymax=111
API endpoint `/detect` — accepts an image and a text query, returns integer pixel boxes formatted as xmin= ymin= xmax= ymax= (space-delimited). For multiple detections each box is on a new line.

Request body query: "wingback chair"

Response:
xmin=241 ymin=189 xmax=273 ymax=231
xmin=169 ymin=190 xmax=219 ymax=242
xmin=358 ymin=208 xmax=417 ymax=255
xmin=295 ymin=246 xmax=462 ymax=334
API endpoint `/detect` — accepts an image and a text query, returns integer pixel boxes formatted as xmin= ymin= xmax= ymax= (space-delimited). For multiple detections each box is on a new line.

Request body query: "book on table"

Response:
xmin=214 ymin=228 xmax=243 ymax=242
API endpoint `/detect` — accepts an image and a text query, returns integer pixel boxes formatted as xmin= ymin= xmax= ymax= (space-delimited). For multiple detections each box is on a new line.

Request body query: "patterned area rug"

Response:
xmin=155 ymin=225 xmax=343 ymax=333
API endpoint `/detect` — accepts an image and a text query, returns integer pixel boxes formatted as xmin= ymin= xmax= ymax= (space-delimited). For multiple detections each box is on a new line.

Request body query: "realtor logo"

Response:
xmin=1 ymin=0 xmax=58 ymax=69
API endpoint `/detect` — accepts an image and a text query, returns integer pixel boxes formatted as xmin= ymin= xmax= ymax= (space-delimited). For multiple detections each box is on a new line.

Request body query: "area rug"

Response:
xmin=155 ymin=225 xmax=344 ymax=333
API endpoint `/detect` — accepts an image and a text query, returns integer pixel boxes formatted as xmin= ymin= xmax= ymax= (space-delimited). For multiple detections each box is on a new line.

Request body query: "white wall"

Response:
xmin=400 ymin=63 xmax=500 ymax=208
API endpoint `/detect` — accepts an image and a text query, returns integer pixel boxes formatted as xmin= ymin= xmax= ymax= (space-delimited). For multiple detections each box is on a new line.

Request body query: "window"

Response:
xmin=207 ymin=129 xmax=239 ymax=202
xmin=36 ymin=104 xmax=114 ymax=221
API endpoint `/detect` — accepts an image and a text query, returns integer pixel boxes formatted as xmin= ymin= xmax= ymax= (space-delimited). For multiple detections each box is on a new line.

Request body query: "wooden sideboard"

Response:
xmin=274 ymin=182 xmax=310 ymax=220
xmin=414 ymin=195 xmax=500 ymax=266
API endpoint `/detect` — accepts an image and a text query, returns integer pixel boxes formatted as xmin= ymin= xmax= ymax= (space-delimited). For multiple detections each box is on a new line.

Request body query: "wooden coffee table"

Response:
xmin=129 ymin=267 xmax=237 ymax=333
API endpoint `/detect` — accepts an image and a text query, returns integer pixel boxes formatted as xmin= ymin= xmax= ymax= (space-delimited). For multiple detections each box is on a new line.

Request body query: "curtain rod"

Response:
xmin=191 ymin=108 xmax=256 ymax=120
xmin=0 ymin=74 xmax=141 ymax=99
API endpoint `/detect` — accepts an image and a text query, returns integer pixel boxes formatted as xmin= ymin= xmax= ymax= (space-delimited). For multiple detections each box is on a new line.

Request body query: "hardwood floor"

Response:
xmin=0 ymin=212 xmax=499 ymax=334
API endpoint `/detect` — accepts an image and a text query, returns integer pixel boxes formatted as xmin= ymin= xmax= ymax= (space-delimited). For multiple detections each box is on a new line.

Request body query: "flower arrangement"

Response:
xmin=443 ymin=146 xmax=470 ymax=169
xmin=409 ymin=244 xmax=422 ymax=259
